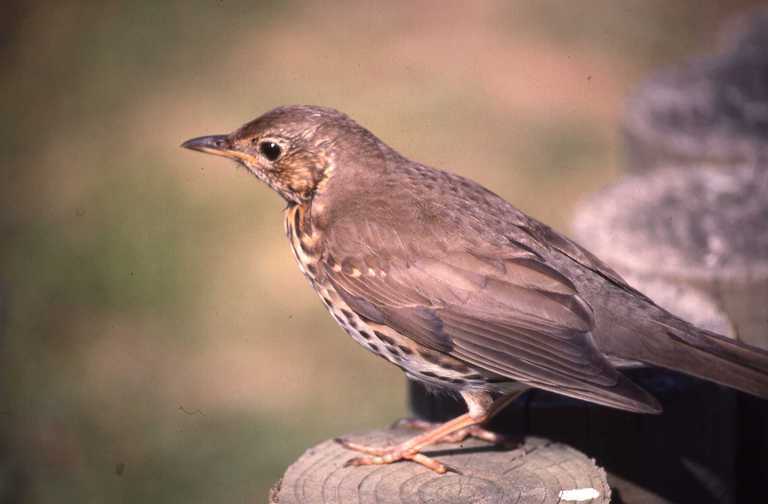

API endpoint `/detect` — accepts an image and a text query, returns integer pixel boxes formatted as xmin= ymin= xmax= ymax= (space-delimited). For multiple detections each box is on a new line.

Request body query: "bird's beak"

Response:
xmin=181 ymin=135 xmax=260 ymax=164
xmin=180 ymin=134 xmax=237 ymax=158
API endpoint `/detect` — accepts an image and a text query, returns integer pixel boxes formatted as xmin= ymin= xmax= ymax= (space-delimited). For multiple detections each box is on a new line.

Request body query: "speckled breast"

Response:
xmin=283 ymin=204 xmax=504 ymax=392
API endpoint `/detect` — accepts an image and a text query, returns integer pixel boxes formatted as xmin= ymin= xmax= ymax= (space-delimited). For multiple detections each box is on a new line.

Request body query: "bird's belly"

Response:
xmin=312 ymin=277 xmax=495 ymax=390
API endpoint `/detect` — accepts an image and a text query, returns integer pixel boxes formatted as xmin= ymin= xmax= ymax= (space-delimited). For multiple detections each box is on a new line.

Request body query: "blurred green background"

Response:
xmin=0 ymin=1 xmax=761 ymax=502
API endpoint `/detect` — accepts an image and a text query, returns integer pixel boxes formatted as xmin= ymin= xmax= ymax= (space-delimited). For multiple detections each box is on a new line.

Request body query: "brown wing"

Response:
xmin=321 ymin=216 xmax=661 ymax=414
xmin=525 ymin=220 xmax=654 ymax=301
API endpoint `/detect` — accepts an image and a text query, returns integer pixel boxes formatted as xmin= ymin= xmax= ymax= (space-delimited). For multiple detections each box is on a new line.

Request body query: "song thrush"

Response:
xmin=182 ymin=105 xmax=768 ymax=473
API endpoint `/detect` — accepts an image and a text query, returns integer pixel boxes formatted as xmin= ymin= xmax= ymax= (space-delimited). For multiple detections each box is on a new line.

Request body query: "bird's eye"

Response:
xmin=259 ymin=141 xmax=282 ymax=161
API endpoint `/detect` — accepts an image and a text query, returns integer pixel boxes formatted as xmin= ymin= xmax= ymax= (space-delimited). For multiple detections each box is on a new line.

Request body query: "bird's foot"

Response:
xmin=392 ymin=417 xmax=513 ymax=445
xmin=335 ymin=437 xmax=459 ymax=474
xmin=336 ymin=412 xmax=491 ymax=474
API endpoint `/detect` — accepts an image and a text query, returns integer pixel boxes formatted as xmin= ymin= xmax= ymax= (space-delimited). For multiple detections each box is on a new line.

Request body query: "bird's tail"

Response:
xmin=601 ymin=309 xmax=768 ymax=399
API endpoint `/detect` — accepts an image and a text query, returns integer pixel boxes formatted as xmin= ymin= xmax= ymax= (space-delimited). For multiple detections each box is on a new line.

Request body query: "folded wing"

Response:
xmin=321 ymin=216 xmax=661 ymax=413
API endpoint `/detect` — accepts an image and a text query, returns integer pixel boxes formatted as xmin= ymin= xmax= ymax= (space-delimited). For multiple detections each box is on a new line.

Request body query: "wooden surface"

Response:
xmin=269 ymin=429 xmax=610 ymax=504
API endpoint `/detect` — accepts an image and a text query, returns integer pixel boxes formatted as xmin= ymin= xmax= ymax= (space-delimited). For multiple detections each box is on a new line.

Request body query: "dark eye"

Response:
xmin=259 ymin=141 xmax=282 ymax=161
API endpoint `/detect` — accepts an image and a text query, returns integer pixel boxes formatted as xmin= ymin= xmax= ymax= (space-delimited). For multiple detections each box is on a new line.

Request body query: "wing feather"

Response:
xmin=320 ymin=216 xmax=661 ymax=413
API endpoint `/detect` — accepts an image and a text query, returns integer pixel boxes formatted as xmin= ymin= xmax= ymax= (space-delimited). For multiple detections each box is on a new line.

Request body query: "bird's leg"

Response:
xmin=337 ymin=389 xmax=526 ymax=473
xmin=338 ymin=410 xmax=485 ymax=473
xmin=393 ymin=386 xmax=528 ymax=445
xmin=393 ymin=418 xmax=508 ymax=444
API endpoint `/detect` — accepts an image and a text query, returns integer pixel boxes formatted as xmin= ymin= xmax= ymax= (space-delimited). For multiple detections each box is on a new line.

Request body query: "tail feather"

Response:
xmin=599 ymin=309 xmax=768 ymax=400
xmin=649 ymin=317 xmax=768 ymax=399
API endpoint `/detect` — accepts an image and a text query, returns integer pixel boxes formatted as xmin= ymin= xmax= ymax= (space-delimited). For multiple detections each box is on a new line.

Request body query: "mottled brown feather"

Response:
xmin=319 ymin=215 xmax=661 ymax=413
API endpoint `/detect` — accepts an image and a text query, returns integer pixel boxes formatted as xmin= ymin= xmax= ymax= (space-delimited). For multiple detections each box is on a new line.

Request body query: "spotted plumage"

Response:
xmin=182 ymin=105 xmax=768 ymax=473
xmin=284 ymin=203 xmax=496 ymax=390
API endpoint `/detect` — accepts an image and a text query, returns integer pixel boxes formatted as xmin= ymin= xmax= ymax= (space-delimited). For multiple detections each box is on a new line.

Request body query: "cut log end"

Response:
xmin=269 ymin=429 xmax=610 ymax=504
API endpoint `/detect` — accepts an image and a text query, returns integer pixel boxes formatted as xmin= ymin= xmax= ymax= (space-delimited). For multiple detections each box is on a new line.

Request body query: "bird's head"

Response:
xmin=182 ymin=105 xmax=367 ymax=204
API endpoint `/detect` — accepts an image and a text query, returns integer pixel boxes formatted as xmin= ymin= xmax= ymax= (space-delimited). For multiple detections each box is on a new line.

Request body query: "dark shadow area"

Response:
xmin=410 ymin=369 xmax=768 ymax=503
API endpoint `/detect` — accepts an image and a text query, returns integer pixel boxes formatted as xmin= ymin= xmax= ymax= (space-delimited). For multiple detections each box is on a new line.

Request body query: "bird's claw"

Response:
xmin=337 ymin=437 xmax=458 ymax=473
xmin=334 ymin=437 xmax=388 ymax=455
xmin=342 ymin=450 xmax=451 ymax=474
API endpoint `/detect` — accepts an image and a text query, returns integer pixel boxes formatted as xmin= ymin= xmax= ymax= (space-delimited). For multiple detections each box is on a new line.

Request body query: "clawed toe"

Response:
xmin=342 ymin=450 xmax=450 ymax=474
xmin=336 ymin=409 xmax=512 ymax=474
xmin=335 ymin=423 xmax=518 ymax=475
xmin=334 ymin=437 xmax=387 ymax=455
xmin=336 ymin=436 xmax=455 ymax=473
xmin=343 ymin=456 xmax=369 ymax=468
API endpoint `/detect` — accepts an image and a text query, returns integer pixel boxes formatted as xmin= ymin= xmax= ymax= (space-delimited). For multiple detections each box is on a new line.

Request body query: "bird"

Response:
xmin=182 ymin=105 xmax=768 ymax=474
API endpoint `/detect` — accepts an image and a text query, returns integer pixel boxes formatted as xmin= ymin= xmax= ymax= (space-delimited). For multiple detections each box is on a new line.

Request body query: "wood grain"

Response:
xmin=269 ymin=429 xmax=609 ymax=504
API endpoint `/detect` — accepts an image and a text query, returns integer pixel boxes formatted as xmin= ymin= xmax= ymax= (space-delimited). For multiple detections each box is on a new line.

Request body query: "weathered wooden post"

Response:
xmin=270 ymin=11 xmax=768 ymax=503
xmin=269 ymin=432 xmax=611 ymax=504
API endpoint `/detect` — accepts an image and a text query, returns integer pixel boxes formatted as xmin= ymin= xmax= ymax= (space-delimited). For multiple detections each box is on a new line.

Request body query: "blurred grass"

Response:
xmin=0 ymin=1 xmax=761 ymax=502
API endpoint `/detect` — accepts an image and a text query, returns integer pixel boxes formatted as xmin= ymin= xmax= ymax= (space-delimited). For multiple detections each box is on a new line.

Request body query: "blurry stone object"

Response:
xmin=569 ymin=96 xmax=768 ymax=502
xmin=623 ymin=8 xmax=768 ymax=172
xmin=717 ymin=6 xmax=768 ymax=53
xmin=269 ymin=431 xmax=611 ymax=504
xmin=572 ymin=164 xmax=768 ymax=350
